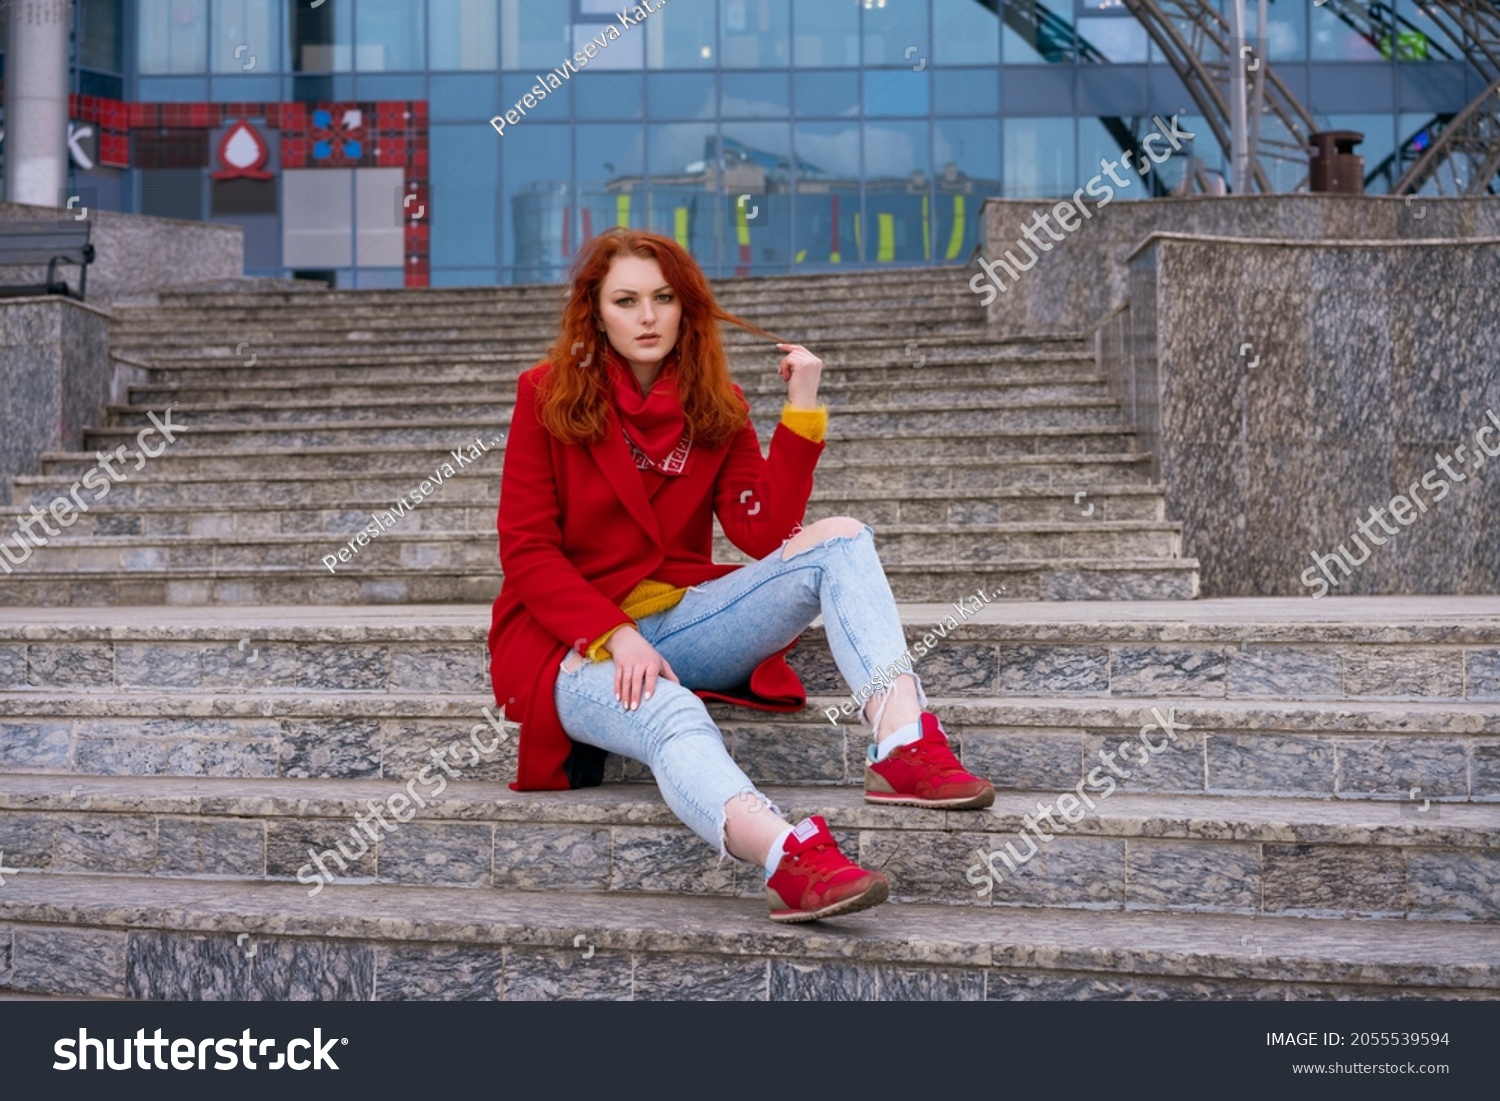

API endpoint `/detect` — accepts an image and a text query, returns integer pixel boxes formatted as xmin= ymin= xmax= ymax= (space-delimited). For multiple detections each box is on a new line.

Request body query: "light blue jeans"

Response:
xmin=553 ymin=524 xmax=926 ymax=857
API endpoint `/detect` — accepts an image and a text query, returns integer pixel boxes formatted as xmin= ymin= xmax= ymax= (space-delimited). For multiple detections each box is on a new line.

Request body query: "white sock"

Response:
xmin=871 ymin=720 xmax=923 ymax=762
xmin=763 ymin=825 xmax=795 ymax=879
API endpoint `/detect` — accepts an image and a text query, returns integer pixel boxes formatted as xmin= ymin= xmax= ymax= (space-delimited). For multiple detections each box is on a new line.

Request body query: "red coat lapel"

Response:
xmin=587 ymin=409 xmax=662 ymax=547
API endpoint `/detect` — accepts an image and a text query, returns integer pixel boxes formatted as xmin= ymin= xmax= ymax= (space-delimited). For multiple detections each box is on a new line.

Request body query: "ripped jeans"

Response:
xmin=552 ymin=524 xmax=925 ymax=857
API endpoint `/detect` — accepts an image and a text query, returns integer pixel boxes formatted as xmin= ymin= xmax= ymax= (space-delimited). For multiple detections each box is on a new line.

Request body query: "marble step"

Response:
xmin=129 ymin=344 xmax=1091 ymax=387
xmin=0 ymin=778 xmax=1494 ymax=923
xmin=0 ymin=684 xmax=1494 ymax=796
xmin=77 ymin=423 xmax=1140 ymax=462
xmin=101 ymin=395 xmax=1125 ymax=434
xmin=32 ymin=449 xmax=1154 ymax=489
xmin=5 ymin=486 xmax=1169 ymax=537
xmin=0 ymin=873 xmax=1495 ymax=1000
xmin=126 ymin=374 xmax=1112 ymax=410
xmin=2 ymin=598 xmax=1494 ymax=704
xmin=0 ymin=557 xmax=1198 ymax=606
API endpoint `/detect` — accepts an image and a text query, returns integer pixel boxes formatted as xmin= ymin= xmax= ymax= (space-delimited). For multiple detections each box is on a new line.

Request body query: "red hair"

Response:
xmin=538 ymin=228 xmax=781 ymax=448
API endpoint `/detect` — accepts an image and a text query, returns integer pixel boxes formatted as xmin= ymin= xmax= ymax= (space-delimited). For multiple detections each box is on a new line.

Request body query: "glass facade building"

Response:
xmin=0 ymin=0 xmax=1487 ymax=287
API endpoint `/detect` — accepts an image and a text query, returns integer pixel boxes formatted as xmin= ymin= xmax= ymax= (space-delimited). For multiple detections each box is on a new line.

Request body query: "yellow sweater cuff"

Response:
xmin=586 ymin=623 xmax=632 ymax=662
xmin=781 ymin=404 xmax=828 ymax=443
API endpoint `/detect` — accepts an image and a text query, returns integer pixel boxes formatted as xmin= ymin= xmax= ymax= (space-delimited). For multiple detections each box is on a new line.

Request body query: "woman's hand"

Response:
xmin=608 ymin=625 xmax=680 ymax=710
xmin=776 ymin=343 xmax=823 ymax=409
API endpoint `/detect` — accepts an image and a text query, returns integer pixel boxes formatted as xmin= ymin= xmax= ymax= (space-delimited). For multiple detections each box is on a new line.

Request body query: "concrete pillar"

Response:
xmin=4 ymin=0 xmax=73 ymax=207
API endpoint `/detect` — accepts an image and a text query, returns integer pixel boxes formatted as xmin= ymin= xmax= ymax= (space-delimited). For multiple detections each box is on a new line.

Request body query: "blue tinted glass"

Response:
xmin=431 ymin=74 xmax=500 ymax=122
xmin=933 ymin=118 xmax=1000 ymax=260
xmin=431 ymin=123 xmax=498 ymax=267
xmin=648 ymin=0 xmax=715 ymax=67
xmin=933 ymin=0 xmax=999 ymax=65
xmin=794 ymin=2 xmax=859 ymax=67
xmin=862 ymin=0 xmax=928 ymax=67
xmin=864 ymin=69 xmax=930 ymax=116
xmin=502 ymin=124 xmax=570 ymax=280
xmin=575 ymin=72 xmax=646 ymax=118
xmin=429 ymin=0 xmax=498 ymax=69
xmin=722 ymin=72 xmax=790 ymax=117
xmin=353 ymin=75 xmax=425 ymax=99
xmin=139 ymin=0 xmax=207 ymax=73
xmin=137 ymin=76 xmax=211 ymax=100
xmin=501 ymin=0 xmax=570 ymax=70
xmin=794 ymin=70 xmax=859 ymax=117
xmin=207 ymin=75 xmax=280 ymax=101
xmin=648 ymin=73 xmax=716 ymax=120
xmin=864 ymin=120 xmax=932 ymax=262
xmin=501 ymin=73 xmax=569 ymax=125
xmin=432 ymin=268 xmax=499 ymax=286
xmin=212 ymin=0 xmax=281 ymax=73
xmin=933 ymin=68 xmax=998 ymax=115
xmin=1312 ymin=1 xmax=1385 ymax=59
xmin=1003 ymin=4 xmax=1072 ymax=64
xmin=650 ymin=121 xmax=716 ymax=180
xmin=1003 ymin=117 xmax=1076 ymax=197
xmin=720 ymin=0 xmax=789 ymax=67
xmin=356 ymin=0 xmax=424 ymax=71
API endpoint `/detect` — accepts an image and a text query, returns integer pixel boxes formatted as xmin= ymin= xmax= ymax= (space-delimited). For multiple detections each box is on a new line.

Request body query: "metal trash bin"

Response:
xmin=1308 ymin=130 xmax=1365 ymax=194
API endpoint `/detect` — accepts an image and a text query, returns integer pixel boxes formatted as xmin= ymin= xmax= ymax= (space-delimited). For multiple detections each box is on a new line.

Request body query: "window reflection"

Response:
xmin=355 ymin=0 xmax=424 ymax=71
xmin=794 ymin=2 xmax=860 ymax=67
xmin=139 ymin=0 xmax=208 ymax=74
xmin=430 ymin=0 xmax=498 ymax=70
xmin=862 ymin=0 xmax=929 ymax=67
xmin=212 ymin=0 xmax=279 ymax=73
xmin=1003 ymin=117 xmax=1076 ymax=197
xmin=933 ymin=0 xmax=999 ymax=66
xmin=648 ymin=0 xmax=716 ymax=68
xmin=721 ymin=0 xmax=789 ymax=68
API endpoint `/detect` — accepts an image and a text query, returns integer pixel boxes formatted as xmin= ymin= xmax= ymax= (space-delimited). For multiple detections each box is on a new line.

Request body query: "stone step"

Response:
xmin=0 ymin=873 xmax=1494 ymax=999
xmin=0 ymin=687 xmax=1492 ymax=798
xmin=32 ymin=449 xmax=1153 ymax=488
xmin=5 ymin=485 xmax=1169 ymax=536
xmin=79 ymin=422 xmax=1139 ymax=460
xmin=104 ymin=393 xmax=1123 ymax=433
xmin=0 ymin=778 xmax=1494 ymax=922
xmin=2 ymin=598 xmax=1492 ymax=701
xmin=126 ymin=374 xmax=1112 ymax=410
xmin=0 ymin=557 xmax=1197 ymax=606
xmin=0 ymin=521 xmax=1184 ymax=576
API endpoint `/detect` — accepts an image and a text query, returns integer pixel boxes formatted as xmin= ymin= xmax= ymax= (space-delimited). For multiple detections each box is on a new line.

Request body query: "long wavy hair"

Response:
xmin=538 ymin=228 xmax=782 ymax=448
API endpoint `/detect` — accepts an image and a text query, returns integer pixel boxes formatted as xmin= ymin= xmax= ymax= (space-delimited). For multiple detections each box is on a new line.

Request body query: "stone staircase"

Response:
xmin=0 ymin=268 xmax=1496 ymax=1001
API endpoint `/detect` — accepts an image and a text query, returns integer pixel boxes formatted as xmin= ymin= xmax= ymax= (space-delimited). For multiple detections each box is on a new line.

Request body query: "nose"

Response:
xmin=640 ymin=300 xmax=655 ymax=326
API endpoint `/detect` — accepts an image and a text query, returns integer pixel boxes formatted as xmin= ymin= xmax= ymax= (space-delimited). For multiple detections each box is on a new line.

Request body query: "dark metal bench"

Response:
xmin=0 ymin=219 xmax=96 ymax=301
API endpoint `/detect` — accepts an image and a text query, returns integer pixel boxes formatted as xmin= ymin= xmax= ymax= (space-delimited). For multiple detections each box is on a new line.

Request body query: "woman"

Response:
xmin=487 ymin=228 xmax=995 ymax=923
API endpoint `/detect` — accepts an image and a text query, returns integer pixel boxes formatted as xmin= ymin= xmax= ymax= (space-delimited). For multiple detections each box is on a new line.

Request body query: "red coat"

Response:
xmin=488 ymin=362 xmax=826 ymax=791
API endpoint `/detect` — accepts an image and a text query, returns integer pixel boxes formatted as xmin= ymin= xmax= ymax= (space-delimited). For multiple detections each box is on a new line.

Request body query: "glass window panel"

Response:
xmin=646 ymin=0 xmax=716 ymax=68
xmin=576 ymin=72 xmax=646 ymax=118
xmin=934 ymin=117 xmax=1000 ymax=260
xmin=1395 ymin=0 xmax=1453 ymax=62
xmin=720 ymin=0 xmax=788 ymax=68
xmin=864 ymin=69 xmax=929 ymax=116
xmin=648 ymin=73 xmax=716 ymax=120
xmin=795 ymin=70 xmax=860 ymax=117
xmin=430 ymin=0 xmax=498 ymax=70
xmin=432 ymin=268 xmax=499 ymax=286
xmin=576 ymin=123 xmax=646 ymax=237
xmin=211 ymin=0 xmax=279 ymax=73
xmin=430 ymin=123 xmax=498 ymax=267
xmin=794 ymin=2 xmax=859 ymax=67
xmin=1267 ymin=0 xmax=1308 ymax=63
xmin=862 ymin=0 xmax=929 ymax=68
xmin=138 ymin=0 xmax=208 ymax=74
xmin=932 ymin=0 xmax=998 ymax=66
xmin=649 ymin=121 xmax=717 ymax=181
xmin=501 ymin=0 xmax=570 ymax=70
xmin=431 ymin=74 xmax=499 ymax=121
xmin=81 ymin=0 xmax=124 ymax=72
xmin=795 ymin=120 xmax=863 ymax=181
xmin=1078 ymin=115 xmax=1158 ymax=201
xmin=293 ymin=0 xmax=352 ymax=72
xmin=1003 ymin=117 xmax=1075 ymax=197
xmin=1074 ymin=15 xmax=1147 ymax=63
xmin=1312 ymin=2 xmax=1385 ymax=60
xmin=502 ymin=124 xmax=571 ymax=281
xmin=1003 ymin=0 xmax=1073 ymax=65
xmin=502 ymin=72 xmax=569 ymax=121
xmin=722 ymin=72 xmax=790 ymax=117
xmin=572 ymin=21 xmax=645 ymax=69
xmin=933 ymin=68 xmax=997 ymax=115
xmin=723 ymin=122 xmax=793 ymax=273
xmin=864 ymin=120 xmax=932 ymax=262
xmin=355 ymin=0 xmax=424 ymax=70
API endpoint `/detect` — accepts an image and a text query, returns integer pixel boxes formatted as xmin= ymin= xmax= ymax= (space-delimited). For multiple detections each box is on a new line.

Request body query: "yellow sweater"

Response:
xmin=586 ymin=404 xmax=827 ymax=659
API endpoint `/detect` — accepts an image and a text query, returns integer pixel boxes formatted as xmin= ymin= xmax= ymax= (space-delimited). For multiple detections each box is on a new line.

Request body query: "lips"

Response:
xmin=637 ymin=333 xmax=660 ymax=343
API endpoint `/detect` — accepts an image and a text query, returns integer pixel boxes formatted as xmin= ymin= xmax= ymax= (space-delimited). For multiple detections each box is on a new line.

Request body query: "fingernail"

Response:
xmin=644 ymin=691 xmax=653 ymax=701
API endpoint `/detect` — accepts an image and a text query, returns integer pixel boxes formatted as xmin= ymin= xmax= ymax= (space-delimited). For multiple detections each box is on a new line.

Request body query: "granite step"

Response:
xmin=78 ymin=422 xmax=1140 ymax=460
xmin=31 ymin=450 xmax=1154 ymax=489
xmin=126 ymin=374 xmax=1112 ymax=410
xmin=0 ymin=520 xmax=1184 ymax=573
xmin=5 ymin=486 xmax=1169 ymax=536
xmin=0 ymin=687 xmax=1493 ymax=797
xmin=0 ymin=778 xmax=1494 ymax=922
xmin=0 ymin=557 xmax=1198 ymax=606
xmin=101 ymin=395 xmax=1125 ymax=434
xmin=0 ymin=873 xmax=1495 ymax=1000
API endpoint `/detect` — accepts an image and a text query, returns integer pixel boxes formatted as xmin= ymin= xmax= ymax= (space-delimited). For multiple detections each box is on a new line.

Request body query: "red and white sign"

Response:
xmin=212 ymin=119 xmax=272 ymax=180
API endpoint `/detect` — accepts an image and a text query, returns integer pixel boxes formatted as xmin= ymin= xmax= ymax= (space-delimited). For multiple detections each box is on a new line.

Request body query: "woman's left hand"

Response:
xmin=776 ymin=343 xmax=823 ymax=409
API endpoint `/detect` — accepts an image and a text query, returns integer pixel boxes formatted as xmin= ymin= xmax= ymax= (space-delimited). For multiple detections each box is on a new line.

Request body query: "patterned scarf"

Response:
xmin=603 ymin=344 xmax=694 ymax=477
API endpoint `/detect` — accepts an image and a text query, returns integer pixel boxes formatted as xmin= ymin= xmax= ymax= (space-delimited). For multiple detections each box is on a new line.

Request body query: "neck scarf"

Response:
xmin=604 ymin=345 xmax=694 ymax=477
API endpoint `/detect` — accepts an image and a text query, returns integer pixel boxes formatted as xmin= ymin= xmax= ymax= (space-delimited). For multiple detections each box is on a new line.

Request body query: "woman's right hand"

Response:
xmin=607 ymin=625 xmax=679 ymax=710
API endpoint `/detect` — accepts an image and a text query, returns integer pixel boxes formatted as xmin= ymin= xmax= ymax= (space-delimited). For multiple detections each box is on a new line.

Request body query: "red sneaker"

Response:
xmin=865 ymin=712 xmax=996 ymax=809
xmin=766 ymin=816 xmax=889 ymax=923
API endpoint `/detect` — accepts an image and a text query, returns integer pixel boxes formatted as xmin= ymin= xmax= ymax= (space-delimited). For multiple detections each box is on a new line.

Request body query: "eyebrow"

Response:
xmin=607 ymin=283 xmax=673 ymax=296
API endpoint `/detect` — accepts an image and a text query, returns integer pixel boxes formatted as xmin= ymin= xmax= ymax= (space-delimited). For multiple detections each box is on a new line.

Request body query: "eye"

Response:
xmin=613 ymin=297 xmax=633 ymax=307
xmin=656 ymin=293 xmax=674 ymax=303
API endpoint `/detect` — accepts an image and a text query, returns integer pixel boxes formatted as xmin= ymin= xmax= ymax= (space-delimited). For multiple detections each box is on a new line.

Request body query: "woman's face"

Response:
xmin=596 ymin=254 xmax=682 ymax=378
